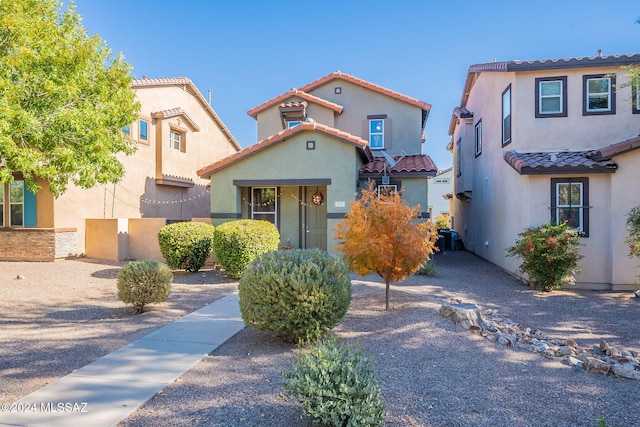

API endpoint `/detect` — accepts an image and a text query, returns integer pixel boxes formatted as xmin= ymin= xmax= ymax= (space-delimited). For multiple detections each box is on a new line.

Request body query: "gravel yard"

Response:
xmin=2 ymin=252 xmax=639 ymax=426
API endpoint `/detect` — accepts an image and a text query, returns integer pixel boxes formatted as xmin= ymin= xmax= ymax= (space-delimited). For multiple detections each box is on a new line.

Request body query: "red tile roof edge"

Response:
xmin=247 ymin=89 xmax=344 ymax=118
xmin=151 ymin=108 xmax=200 ymax=132
xmin=198 ymin=122 xmax=369 ymax=178
xmin=298 ymin=71 xmax=432 ymax=112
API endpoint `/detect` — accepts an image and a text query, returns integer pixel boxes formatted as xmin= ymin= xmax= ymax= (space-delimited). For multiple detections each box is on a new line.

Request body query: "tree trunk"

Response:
xmin=385 ymin=281 xmax=390 ymax=311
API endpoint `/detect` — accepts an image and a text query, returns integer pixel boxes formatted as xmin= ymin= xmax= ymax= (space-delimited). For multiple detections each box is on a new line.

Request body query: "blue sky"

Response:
xmin=72 ymin=0 xmax=639 ymax=169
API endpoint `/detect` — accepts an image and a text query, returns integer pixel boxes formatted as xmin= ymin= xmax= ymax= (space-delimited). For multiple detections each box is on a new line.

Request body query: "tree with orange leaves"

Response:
xmin=335 ymin=181 xmax=438 ymax=310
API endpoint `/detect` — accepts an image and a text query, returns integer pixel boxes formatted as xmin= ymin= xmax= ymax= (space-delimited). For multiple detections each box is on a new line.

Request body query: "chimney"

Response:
xmin=597 ymin=49 xmax=603 ymax=57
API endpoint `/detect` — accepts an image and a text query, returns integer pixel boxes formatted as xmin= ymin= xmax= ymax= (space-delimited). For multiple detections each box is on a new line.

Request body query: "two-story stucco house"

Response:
xmin=0 ymin=77 xmax=241 ymax=261
xmin=449 ymin=53 xmax=640 ymax=290
xmin=198 ymin=71 xmax=438 ymax=252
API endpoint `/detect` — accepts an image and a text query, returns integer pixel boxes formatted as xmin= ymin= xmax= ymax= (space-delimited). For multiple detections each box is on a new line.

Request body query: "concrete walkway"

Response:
xmin=0 ymin=294 xmax=244 ymax=427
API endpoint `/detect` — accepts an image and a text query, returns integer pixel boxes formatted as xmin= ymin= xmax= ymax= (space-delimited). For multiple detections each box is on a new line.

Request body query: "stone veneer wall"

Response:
xmin=0 ymin=228 xmax=77 ymax=261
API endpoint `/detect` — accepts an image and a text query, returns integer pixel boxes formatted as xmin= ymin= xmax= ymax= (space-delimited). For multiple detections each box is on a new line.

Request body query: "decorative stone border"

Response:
xmin=438 ymin=300 xmax=640 ymax=380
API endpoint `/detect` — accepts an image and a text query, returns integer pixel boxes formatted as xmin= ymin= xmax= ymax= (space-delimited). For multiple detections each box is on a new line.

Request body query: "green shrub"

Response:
xmin=507 ymin=221 xmax=583 ymax=291
xmin=415 ymin=258 xmax=437 ymax=276
xmin=213 ymin=219 xmax=280 ymax=277
xmin=239 ymin=248 xmax=351 ymax=343
xmin=625 ymin=206 xmax=640 ymax=258
xmin=282 ymin=338 xmax=385 ymax=427
xmin=117 ymin=260 xmax=173 ymax=313
xmin=434 ymin=214 xmax=450 ymax=230
xmin=157 ymin=221 xmax=215 ymax=272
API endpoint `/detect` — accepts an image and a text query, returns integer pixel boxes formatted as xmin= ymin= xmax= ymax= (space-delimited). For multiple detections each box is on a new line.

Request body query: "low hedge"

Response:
xmin=157 ymin=221 xmax=215 ymax=272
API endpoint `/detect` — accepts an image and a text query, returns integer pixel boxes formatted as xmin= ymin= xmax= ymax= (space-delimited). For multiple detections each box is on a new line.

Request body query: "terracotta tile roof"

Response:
xmin=198 ymin=121 xmax=370 ymax=178
xmin=590 ymin=135 xmax=640 ymax=160
xmin=503 ymin=150 xmax=618 ymax=175
xmin=298 ymin=71 xmax=432 ymax=113
xmin=151 ymin=108 xmax=200 ymax=131
xmin=359 ymin=154 xmax=438 ymax=178
xmin=247 ymin=89 xmax=344 ymax=118
xmin=131 ymin=77 xmax=241 ymax=151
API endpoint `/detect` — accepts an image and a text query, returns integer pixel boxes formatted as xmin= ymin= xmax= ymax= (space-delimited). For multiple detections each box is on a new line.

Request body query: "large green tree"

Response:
xmin=0 ymin=0 xmax=140 ymax=197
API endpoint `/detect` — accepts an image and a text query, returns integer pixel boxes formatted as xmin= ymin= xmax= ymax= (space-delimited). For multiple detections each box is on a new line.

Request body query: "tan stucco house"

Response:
xmin=0 ymin=77 xmax=241 ymax=261
xmin=449 ymin=53 xmax=640 ymax=289
xmin=198 ymin=71 xmax=438 ymax=252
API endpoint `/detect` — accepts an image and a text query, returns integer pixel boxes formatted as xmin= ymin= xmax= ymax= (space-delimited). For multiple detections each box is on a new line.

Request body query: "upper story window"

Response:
xmin=139 ymin=118 xmax=149 ymax=143
xmin=551 ymin=177 xmax=589 ymax=237
xmin=170 ymin=128 xmax=185 ymax=152
xmin=502 ymin=85 xmax=512 ymax=146
xmin=369 ymin=118 xmax=384 ymax=149
xmin=474 ymin=120 xmax=482 ymax=157
xmin=583 ymin=74 xmax=616 ymax=115
xmin=455 ymin=137 xmax=462 ymax=178
xmin=633 ymin=83 xmax=640 ymax=114
xmin=122 ymin=125 xmax=131 ymax=137
xmin=287 ymin=121 xmax=302 ymax=129
xmin=535 ymin=76 xmax=567 ymax=117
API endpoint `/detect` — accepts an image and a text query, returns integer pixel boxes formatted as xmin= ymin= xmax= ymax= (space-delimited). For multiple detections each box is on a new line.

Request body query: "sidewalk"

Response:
xmin=0 ymin=294 xmax=244 ymax=427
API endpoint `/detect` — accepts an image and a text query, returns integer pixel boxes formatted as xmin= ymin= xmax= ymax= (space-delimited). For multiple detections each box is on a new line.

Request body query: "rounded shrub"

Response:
xmin=282 ymin=338 xmax=385 ymax=427
xmin=239 ymin=248 xmax=351 ymax=343
xmin=157 ymin=221 xmax=215 ymax=272
xmin=213 ymin=219 xmax=280 ymax=277
xmin=117 ymin=260 xmax=173 ymax=313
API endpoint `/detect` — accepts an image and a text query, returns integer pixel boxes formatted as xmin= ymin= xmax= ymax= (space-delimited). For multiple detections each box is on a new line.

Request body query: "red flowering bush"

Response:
xmin=625 ymin=206 xmax=640 ymax=258
xmin=507 ymin=222 xmax=583 ymax=291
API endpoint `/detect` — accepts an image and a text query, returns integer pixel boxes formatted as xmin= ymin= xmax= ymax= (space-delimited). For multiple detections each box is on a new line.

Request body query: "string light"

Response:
xmin=240 ymin=186 xmax=325 ymax=208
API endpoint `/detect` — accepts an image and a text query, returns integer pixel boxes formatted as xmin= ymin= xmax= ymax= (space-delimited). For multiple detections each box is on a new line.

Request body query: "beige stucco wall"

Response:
xmin=450 ymin=65 xmax=640 ymax=289
xmin=51 ymin=83 xmax=237 ymax=257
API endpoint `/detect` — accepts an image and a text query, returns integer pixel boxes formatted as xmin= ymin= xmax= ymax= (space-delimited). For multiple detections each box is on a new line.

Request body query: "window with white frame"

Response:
xmin=536 ymin=76 xmax=567 ymax=117
xmin=139 ymin=118 xmax=149 ymax=143
xmin=170 ymin=129 xmax=185 ymax=152
xmin=551 ymin=178 xmax=589 ymax=236
xmin=251 ymin=187 xmax=277 ymax=226
xmin=369 ymin=118 xmax=384 ymax=149
xmin=583 ymin=74 xmax=615 ymax=115
xmin=9 ymin=181 xmax=24 ymax=227
xmin=474 ymin=120 xmax=482 ymax=157
xmin=377 ymin=184 xmax=397 ymax=197
xmin=502 ymin=85 xmax=511 ymax=146
xmin=287 ymin=121 xmax=302 ymax=128
xmin=633 ymin=82 xmax=640 ymax=114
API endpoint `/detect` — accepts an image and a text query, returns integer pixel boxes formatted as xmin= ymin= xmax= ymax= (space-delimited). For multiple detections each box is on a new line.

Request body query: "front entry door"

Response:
xmin=303 ymin=186 xmax=327 ymax=250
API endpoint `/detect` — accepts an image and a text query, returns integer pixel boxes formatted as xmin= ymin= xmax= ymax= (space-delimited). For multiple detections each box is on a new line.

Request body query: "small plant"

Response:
xmin=415 ymin=258 xmax=437 ymax=276
xmin=434 ymin=214 xmax=450 ymax=230
xmin=117 ymin=260 xmax=173 ymax=313
xmin=282 ymin=338 xmax=385 ymax=427
xmin=157 ymin=221 xmax=215 ymax=272
xmin=596 ymin=417 xmax=609 ymax=427
xmin=507 ymin=221 xmax=583 ymax=291
xmin=239 ymin=248 xmax=351 ymax=343
xmin=213 ymin=219 xmax=280 ymax=277
xmin=625 ymin=206 xmax=640 ymax=258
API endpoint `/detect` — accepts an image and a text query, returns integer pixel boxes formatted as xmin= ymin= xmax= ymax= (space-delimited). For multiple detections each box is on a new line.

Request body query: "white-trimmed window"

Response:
xmin=583 ymin=74 xmax=615 ymax=115
xmin=287 ymin=121 xmax=302 ymax=129
xmin=139 ymin=119 xmax=149 ymax=143
xmin=551 ymin=178 xmax=589 ymax=236
xmin=536 ymin=76 xmax=567 ymax=117
xmin=633 ymin=83 xmax=640 ymax=114
xmin=377 ymin=184 xmax=397 ymax=197
xmin=170 ymin=128 xmax=186 ymax=152
xmin=474 ymin=120 xmax=482 ymax=157
xmin=251 ymin=187 xmax=277 ymax=227
xmin=369 ymin=118 xmax=384 ymax=149
xmin=9 ymin=181 xmax=24 ymax=227
xmin=502 ymin=85 xmax=511 ymax=146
